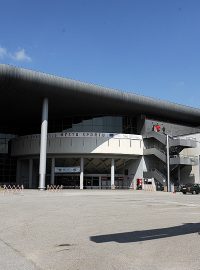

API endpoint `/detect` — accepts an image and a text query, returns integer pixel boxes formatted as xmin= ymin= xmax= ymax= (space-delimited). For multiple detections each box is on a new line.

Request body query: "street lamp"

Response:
xmin=166 ymin=134 xmax=170 ymax=192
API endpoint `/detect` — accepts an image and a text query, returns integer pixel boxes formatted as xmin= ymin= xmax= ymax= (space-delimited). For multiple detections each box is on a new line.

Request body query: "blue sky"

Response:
xmin=0 ymin=0 xmax=200 ymax=108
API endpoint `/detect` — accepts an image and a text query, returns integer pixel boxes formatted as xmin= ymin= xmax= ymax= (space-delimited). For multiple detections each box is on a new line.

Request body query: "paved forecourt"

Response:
xmin=0 ymin=190 xmax=199 ymax=270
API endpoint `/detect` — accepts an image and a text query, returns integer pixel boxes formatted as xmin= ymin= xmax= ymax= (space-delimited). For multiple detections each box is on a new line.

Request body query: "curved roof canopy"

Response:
xmin=0 ymin=64 xmax=200 ymax=133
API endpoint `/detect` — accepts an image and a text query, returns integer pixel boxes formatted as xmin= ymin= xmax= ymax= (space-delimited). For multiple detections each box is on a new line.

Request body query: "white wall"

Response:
xmin=11 ymin=133 xmax=143 ymax=157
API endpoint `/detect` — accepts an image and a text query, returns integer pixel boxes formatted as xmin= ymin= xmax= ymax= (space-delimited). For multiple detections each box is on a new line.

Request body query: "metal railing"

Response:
xmin=145 ymin=145 xmax=166 ymax=154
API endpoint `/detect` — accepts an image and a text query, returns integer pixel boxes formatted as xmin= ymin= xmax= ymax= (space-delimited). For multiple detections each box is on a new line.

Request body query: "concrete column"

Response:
xmin=50 ymin=157 xmax=55 ymax=185
xmin=16 ymin=159 xmax=21 ymax=185
xmin=80 ymin=157 xmax=84 ymax=190
xmin=111 ymin=158 xmax=115 ymax=189
xmin=28 ymin=159 xmax=33 ymax=189
xmin=39 ymin=98 xmax=48 ymax=190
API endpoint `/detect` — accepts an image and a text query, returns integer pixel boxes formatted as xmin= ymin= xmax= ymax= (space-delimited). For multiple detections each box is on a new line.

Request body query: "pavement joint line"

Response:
xmin=0 ymin=238 xmax=43 ymax=270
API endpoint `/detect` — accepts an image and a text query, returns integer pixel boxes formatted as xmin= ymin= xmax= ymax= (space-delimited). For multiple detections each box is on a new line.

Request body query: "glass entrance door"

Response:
xmin=55 ymin=175 xmax=80 ymax=189
xmin=101 ymin=177 xmax=111 ymax=189
xmin=84 ymin=176 xmax=92 ymax=189
xmin=84 ymin=176 xmax=99 ymax=189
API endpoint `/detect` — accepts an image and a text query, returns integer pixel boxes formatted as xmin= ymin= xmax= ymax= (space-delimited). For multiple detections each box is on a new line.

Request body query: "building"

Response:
xmin=0 ymin=64 xmax=200 ymax=190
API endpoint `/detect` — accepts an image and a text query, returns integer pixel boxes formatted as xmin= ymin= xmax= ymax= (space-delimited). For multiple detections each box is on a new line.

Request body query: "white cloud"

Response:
xmin=0 ymin=46 xmax=7 ymax=59
xmin=0 ymin=46 xmax=32 ymax=62
xmin=12 ymin=49 xmax=31 ymax=62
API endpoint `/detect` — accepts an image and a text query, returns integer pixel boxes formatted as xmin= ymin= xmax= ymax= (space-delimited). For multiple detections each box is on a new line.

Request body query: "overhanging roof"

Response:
xmin=0 ymin=64 xmax=200 ymax=133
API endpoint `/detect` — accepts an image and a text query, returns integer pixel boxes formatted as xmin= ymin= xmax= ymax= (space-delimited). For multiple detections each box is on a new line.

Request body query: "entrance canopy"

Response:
xmin=1 ymin=64 xmax=200 ymax=134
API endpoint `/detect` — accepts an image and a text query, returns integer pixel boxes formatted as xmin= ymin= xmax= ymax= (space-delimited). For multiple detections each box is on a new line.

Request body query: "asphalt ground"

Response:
xmin=0 ymin=190 xmax=199 ymax=270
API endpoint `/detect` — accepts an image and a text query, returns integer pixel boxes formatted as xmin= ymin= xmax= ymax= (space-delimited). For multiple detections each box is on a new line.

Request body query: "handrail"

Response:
xmin=150 ymin=168 xmax=166 ymax=179
xmin=145 ymin=146 xmax=166 ymax=154
xmin=170 ymin=154 xmax=198 ymax=159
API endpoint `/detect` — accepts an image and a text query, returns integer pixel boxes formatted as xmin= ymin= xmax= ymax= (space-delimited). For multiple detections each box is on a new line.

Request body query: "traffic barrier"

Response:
xmin=2 ymin=184 xmax=24 ymax=194
xmin=47 ymin=185 xmax=63 ymax=192
xmin=143 ymin=184 xmax=156 ymax=192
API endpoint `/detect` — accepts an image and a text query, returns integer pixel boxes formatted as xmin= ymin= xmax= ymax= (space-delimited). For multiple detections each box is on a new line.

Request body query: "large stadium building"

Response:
xmin=0 ymin=64 xmax=200 ymax=190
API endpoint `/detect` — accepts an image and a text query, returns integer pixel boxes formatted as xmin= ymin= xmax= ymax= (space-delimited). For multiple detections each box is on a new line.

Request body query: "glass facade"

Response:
xmin=0 ymin=155 xmax=16 ymax=184
xmin=0 ymin=134 xmax=16 ymax=184
xmin=46 ymin=115 xmax=138 ymax=134
xmin=0 ymin=134 xmax=15 ymax=154
xmin=48 ymin=116 xmax=137 ymax=134
xmin=64 ymin=116 xmax=123 ymax=133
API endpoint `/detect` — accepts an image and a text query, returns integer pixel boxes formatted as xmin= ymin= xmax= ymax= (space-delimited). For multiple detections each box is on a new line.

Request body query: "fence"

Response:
xmin=47 ymin=185 xmax=63 ymax=192
xmin=1 ymin=185 xmax=24 ymax=194
xmin=143 ymin=184 xmax=156 ymax=192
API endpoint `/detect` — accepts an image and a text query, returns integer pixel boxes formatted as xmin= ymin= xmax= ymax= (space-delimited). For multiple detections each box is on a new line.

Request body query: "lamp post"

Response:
xmin=166 ymin=134 xmax=170 ymax=192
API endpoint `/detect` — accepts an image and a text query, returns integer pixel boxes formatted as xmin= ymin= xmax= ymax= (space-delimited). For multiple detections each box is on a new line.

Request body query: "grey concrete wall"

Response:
xmin=125 ymin=157 xmax=143 ymax=189
xmin=0 ymin=134 xmax=16 ymax=154
xmin=142 ymin=119 xmax=200 ymax=136
xmin=180 ymin=133 xmax=200 ymax=184
xmin=180 ymin=166 xmax=195 ymax=184
xmin=143 ymin=156 xmax=164 ymax=172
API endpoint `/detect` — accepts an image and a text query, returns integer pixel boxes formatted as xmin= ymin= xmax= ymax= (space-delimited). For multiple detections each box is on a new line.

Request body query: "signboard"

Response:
xmin=55 ymin=167 xmax=80 ymax=174
xmin=56 ymin=132 xmax=142 ymax=140
xmin=18 ymin=132 xmax=142 ymax=141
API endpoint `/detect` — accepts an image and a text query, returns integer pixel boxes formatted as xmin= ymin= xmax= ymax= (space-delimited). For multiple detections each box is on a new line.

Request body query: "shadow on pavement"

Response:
xmin=90 ymin=223 xmax=200 ymax=243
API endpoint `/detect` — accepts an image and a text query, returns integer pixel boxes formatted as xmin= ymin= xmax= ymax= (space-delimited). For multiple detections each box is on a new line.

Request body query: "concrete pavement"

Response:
xmin=0 ymin=190 xmax=199 ymax=270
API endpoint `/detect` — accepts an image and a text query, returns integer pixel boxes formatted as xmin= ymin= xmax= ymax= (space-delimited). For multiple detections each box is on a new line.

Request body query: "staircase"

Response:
xmin=144 ymin=147 xmax=166 ymax=163
xmin=143 ymin=131 xmax=166 ymax=145
xmin=143 ymin=131 xmax=198 ymax=186
xmin=144 ymin=131 xmax=197 ymax=149
xmin=144 ymin=168 xmax=166 ymax=186
xmin=170 ymin=155 xmax=198 ymax=165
